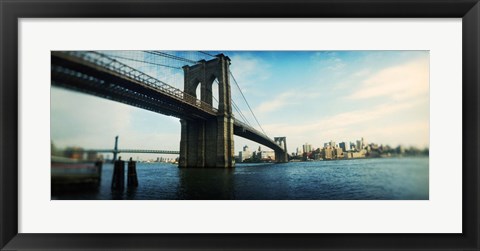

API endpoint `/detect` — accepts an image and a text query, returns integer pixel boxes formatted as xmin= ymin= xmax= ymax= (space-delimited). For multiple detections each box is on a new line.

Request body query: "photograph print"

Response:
xmin=51 ymin=50 xmax=429 ymax=200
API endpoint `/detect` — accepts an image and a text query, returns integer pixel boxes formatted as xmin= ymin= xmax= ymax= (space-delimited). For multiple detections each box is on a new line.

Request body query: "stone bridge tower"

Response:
xmin=179 ymin=54 xmax=235 ymax=168
xmin=274 ymin=137 xmax=288 ymax=163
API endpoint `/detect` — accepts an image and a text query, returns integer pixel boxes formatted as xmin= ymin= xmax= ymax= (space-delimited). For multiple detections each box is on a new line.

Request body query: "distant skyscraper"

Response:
xmin=324 ymin=147 xmax=333 ymax=160
xmin=323 ymin=141 xmax=335 ymax=148
xmin=239 ymin=145 xmax=252 ymax=162
xmin=339 ymin=142 xmax=347 ymax=151
xmin=335 ymin=147 xmax=343 ymax=158
xmin=303 ymin=143 xmax=312 ymax=153
xmin=259 ymin=150 xmax=275 ymax=160
xmin=350 ymin=142 xmax=356 ymax=151
xmin=296 ymin=147 xmax=303 ymax=156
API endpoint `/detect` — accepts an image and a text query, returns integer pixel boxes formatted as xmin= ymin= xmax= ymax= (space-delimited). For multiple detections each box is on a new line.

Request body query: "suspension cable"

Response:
xmin=145 ymin=51 xmax=197 ymax=64
xmin=212 ymin=79 xmax=252 ymax=126
xmin=229 ymin=71 xmax=268 ymax=136
xmin=106 ymin=54 xmax=182 ymax=69
xmin=198 ymin=51 xmax=216 ymax=58
xmin=142 ymin=51 xmax=264 ymax=134
xmin=232 ymin=100 xmax=252 ymax=127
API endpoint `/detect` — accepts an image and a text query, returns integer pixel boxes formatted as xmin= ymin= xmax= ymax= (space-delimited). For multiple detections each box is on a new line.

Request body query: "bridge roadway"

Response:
xmin=51 ymin=51 xmax=285 ymax=154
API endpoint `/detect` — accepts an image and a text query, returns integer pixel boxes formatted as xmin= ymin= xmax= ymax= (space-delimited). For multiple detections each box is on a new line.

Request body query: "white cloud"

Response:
xmin=229 ymin=53 xmax=271 ymax=94
xmin=311 ymin=51 xmax=346 ymax=72
xmin=265 ymin=101 xmax=417 ymax=134
xmin=347 ymin=57 xmax=429 ymax=101
xmin=255 ymin=90 xmax=322 ymax=114
xmin=261 ymin=99 xmax=428 ymax=149
xmin=355 ymin=120 xmax=429 ymax=148
xmin=256 ymin=92 xmax=294 ymax=114
xmin=353 ymin=69 xmax=372 ymax=77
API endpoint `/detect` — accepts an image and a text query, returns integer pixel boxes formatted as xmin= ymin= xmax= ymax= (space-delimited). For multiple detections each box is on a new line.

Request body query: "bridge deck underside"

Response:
xmin=51 ymin=54 xmax=216 ymax=121
xmin=233 ymin=123 xmax=284 ymax=153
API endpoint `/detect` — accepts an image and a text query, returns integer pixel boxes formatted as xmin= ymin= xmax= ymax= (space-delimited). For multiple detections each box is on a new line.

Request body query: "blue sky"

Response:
xmin=51 ymin=51 xmax=429 ymax=160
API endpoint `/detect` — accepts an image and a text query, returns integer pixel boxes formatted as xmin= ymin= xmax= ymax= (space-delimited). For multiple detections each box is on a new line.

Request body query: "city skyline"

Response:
xmin=51 ymin=50 xmax=429 ymax=160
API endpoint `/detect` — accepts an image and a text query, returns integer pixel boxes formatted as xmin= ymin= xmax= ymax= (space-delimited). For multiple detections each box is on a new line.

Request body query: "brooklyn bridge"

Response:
xmin=51 ymin=51 xmax=288 ymax=168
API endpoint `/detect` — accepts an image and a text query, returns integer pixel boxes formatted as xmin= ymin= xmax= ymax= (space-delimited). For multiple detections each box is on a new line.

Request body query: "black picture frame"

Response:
xmin=1 ymin=0 xmax=479 ymax=250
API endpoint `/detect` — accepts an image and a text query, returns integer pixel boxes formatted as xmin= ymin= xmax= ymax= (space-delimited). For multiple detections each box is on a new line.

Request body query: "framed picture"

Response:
xmin=1 ymin=0 xmax=479 ymax=250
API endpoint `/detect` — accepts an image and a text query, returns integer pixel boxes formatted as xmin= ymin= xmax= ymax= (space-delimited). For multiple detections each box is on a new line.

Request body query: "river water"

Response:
xmin=52 ymin=157 xmax=428 ymax=200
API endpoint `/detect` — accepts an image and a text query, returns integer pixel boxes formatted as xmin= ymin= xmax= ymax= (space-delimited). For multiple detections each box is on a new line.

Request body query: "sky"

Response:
xmin=51 ymin=51 xmax=429 ymax=160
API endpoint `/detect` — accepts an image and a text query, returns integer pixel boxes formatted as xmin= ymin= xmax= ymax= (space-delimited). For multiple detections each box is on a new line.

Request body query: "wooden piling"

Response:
xmin=95 ymin=160 xmax=103 ymax=182
xmin=127 ymin=157 xmax=138 ymax=188
xmin=111 ymin=159 xmax=125 ymax=190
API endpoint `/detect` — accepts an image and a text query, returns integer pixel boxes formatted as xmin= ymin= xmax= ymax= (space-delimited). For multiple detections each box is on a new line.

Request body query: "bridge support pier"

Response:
xmin=179 ymin=54 xmax=235 ymax=168
xmin=179 ymin=115 xmax=234 ymax=168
